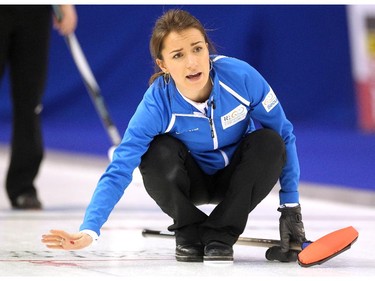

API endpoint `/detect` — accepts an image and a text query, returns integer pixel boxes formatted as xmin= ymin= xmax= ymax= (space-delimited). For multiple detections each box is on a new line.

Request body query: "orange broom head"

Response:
xmin=298 ymin=226 xmax=359 ymax=267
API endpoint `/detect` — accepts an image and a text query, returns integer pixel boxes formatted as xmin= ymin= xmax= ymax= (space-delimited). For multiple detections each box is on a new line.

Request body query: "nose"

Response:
xmin=186 ymin=54 xmax=198 ymax=69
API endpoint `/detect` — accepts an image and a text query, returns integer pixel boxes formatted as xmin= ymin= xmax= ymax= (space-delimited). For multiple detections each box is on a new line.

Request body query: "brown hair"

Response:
xmin=148 ymin=9 xmax=216 ymax=85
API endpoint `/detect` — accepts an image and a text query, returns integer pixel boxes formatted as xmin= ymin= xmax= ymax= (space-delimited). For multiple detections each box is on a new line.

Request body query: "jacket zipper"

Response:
xmin=209 ymin=118 xmax=214 ymax=138
xmin=208 ymin=99 xmax=216 ymax=139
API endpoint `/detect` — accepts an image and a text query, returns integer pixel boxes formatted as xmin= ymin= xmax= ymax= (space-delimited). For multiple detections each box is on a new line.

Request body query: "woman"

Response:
xmin=41 ymin=9 xmax=306 ymax=264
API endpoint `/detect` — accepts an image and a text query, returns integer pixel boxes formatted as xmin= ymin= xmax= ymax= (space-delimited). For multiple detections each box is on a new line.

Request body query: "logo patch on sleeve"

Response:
xmin=262 ymin=90 xmax=279 ymax=112
xmin=221 ymin=104 xmax=247 ymax=129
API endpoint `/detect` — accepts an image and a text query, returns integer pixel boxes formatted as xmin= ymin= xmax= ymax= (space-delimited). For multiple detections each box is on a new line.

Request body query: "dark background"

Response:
xmin=1 ymin=5 xmax=374 ymax=192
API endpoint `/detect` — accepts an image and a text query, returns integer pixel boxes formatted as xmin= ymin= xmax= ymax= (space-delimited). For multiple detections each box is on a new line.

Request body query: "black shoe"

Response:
xmin=175 ymin=243 xmax=204 ymax=262
xmin=11 ymin=194 xmax=42 ymax=210
xmin=204 ymin=241 xmax=234 ymax=264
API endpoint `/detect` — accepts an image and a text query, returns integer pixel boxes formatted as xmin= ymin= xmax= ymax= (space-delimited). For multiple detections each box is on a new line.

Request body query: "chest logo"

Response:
xmin=221 ymin=104 xmax=247 ymax=129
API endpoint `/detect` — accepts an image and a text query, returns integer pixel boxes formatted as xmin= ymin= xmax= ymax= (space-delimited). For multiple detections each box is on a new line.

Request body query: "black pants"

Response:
xmin=139 ymin=128 xmax=286 ymax=246
xmin=0 ymin=6 xmax=51 ymax=203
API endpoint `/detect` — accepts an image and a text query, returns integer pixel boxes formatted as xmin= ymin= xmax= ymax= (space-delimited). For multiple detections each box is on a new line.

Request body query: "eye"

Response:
xmin=172 ymin=53 xmax=183 ymax=59
xmin=194 ymin=46 xmax=203 ymax=53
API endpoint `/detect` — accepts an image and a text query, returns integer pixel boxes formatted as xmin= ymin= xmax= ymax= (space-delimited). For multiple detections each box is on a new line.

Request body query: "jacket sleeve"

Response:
xmin=243 ymin=66 xmax=300 ymax=205
xmin=79 ymin=85 xmax=169 ymax=236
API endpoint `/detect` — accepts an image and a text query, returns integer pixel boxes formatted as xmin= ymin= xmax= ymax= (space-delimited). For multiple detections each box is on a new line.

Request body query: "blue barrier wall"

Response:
xmin=1 ymin=5 xmax=374 ymax=191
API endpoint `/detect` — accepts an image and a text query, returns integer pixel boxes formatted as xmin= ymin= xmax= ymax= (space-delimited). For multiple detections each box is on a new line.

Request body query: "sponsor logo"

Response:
xmin=221 ymin=104 xmax=247 ymax=129
xmin=175 ymin=128 xmax=199 ymax=135
xmin=262 ymin=90 xmax=279 ymax=112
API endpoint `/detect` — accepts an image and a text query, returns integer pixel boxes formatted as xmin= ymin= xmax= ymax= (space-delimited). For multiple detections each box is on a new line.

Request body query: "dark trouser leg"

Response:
xmin=139 ymin=135 xmax=210 ymax=245
xmin=199 ymin=128 xmax=286 ymax=246
xmin=5 ymin=7 xmax=51 ymax=203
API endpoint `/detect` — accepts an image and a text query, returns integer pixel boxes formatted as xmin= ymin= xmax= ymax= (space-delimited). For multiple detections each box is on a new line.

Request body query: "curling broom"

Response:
xmin=142 ymin=226 xmax=358 ymax=267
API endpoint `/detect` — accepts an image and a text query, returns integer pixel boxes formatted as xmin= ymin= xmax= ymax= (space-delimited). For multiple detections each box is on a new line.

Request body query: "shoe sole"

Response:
xmin=12 ymin=206 xmax=42 ymax=210
xmin=176 ymin=255 xmax=203 ymax=262
xmin=203 ymin=256 xmax=234 ymax=265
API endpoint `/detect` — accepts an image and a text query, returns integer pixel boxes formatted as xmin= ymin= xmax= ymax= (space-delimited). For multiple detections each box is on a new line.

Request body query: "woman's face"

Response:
xmin=157 ymin=28 xmax=211 ymax=101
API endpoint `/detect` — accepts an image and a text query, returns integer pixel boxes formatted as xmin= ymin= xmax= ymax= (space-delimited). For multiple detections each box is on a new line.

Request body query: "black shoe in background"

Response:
xmin=204 ymin=241 xmax=234 ymax=264
xmin=175 ymin=243 xmax=204 ymax=262
xmin=11 ymin=194 xmax=42 ymax=210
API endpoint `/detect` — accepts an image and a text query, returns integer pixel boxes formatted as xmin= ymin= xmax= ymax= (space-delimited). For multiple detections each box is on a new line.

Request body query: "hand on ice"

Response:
xmin=41 ymin=229 xmax=93 ymax=250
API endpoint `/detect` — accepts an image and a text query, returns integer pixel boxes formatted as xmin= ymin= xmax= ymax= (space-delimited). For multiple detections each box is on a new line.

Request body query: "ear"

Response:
xmin=156 ymin=59 xmax=168 ymax=73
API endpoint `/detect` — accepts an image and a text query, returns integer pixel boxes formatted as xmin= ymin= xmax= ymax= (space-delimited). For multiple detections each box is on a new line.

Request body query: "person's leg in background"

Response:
xmin=3 ymin=6 xmax=51 ymax=209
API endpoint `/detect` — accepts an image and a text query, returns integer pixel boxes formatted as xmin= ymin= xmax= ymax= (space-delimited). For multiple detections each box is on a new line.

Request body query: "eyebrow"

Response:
xmin=169 ymin=40 xmax=204 ymax=54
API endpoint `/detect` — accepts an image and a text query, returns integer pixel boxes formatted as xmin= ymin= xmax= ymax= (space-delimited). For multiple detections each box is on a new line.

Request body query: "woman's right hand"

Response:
xmin=41 ymin=229 xmax=93 ymax=250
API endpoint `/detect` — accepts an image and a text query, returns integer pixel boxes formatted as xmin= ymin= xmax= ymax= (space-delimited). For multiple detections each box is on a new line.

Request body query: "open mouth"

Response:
xmin=186 ymin=72 xmax=202 ymax=81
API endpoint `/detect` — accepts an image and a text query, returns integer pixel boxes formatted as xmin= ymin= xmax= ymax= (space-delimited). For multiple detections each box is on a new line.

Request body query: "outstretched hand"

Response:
xmin=41 ymin=229 xmax=93 ymax=250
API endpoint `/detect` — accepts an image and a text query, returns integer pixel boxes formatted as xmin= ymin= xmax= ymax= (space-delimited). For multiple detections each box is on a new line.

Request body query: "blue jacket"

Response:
xmin=80 ymin=55 xmax=300 ymax=236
